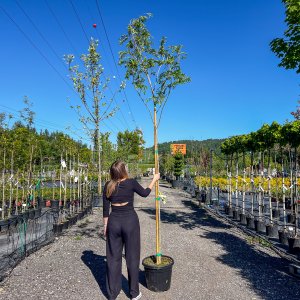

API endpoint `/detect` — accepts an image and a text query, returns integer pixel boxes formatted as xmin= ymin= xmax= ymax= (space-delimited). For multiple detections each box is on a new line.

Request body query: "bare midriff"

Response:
xmin=111 ymin=202 xmax=129 ymax=206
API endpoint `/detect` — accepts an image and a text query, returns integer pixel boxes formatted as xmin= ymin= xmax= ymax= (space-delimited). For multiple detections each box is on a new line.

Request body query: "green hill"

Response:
xmin=143 ymin=138 xmax=225 ymax=163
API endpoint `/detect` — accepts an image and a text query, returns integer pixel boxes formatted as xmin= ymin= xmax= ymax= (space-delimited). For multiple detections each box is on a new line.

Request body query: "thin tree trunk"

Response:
xmin=294 ymin=147 xmax=298 ymax=235
xmin=9 ymin=150 xmax=14 ymax=217
xmin=258 ymin=151 xmax=262 ymax=220
xmin=2 ymin=150 xmax=6 ymax=219
xmin=235 ymin=152 xmax=239 ymax=210
xmin=250 ymin=152 xmax=254 ymax=216
xmin=242 ymin=152 xmax=246 ymax=215
xmin=268 ymin=149 xmax=273 ymax=224
xmin=282 ymin=147 xmax=287 ymax=230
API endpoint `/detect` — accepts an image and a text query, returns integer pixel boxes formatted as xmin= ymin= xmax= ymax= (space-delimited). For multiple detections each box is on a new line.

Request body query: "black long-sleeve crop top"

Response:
xmin=103 ymin=178 xmax=151 ymax=217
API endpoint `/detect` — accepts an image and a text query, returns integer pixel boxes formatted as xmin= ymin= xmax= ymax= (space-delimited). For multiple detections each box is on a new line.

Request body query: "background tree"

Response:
xmin=119 ymin=14 xmax=190 ymax=263
xmin=65 ymin=39 xmax=120 ymax=193
xmin=173 ymin=152 xmax=184 ymax=180
xmin=270 ymin=0 xmax=300 ymax=73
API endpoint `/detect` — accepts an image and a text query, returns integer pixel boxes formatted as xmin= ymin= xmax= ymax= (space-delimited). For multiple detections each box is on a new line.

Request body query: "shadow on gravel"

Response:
xmin=141 ymin=200 xmax=300 ymax=299
xmin=81 ymin=250 xmax=108 ymax=298
xmin=202 ymin=230 xmax=300 ymax=300
xmin=140 ymin=200 xmax=231 ymax=230
xmin=81 ymin=250 xmax=146 ymax=299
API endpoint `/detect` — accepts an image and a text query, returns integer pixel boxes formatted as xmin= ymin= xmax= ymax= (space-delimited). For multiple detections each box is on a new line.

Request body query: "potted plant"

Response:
xmin=172 ymin=152 xmax=184 ymax=188
xmin=119 ymin=13 xmax=190 ymax=291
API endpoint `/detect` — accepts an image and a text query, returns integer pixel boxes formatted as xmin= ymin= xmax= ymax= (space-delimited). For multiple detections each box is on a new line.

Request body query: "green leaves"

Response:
xmin=270 ymin=0 xmax=300 ymax=73
xmin=119 ymin=14 xmax=190 ymax=120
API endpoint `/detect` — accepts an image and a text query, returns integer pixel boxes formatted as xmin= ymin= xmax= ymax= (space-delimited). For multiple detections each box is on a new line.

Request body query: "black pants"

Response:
xmin=106 ymin=205 xmax=140 ymax=300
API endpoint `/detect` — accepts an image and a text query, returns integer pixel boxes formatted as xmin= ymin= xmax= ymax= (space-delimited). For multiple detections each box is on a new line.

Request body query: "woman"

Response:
xmin=103 ymin=160 xmax=160 ymax=300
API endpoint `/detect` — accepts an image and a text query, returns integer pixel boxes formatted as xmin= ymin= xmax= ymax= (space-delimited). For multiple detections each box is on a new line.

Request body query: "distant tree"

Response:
xmin=65 ymin=39 xmax=121 ymax=193
xmin=270 ymin=0 xmax=300 ymax=73
xmin=291 ymin=100 xmax=300 ymax=120
xmin=117 ymin=129 xmax=145 ymax=161
xmin=173 ymin=152 xmax=184 ymax=180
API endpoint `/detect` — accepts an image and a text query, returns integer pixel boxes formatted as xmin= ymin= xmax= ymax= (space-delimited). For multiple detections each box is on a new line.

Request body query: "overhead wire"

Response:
xmin=94 ymin=0 xmax=138 ymax=128
xmin=0 ymin=3 xmax=119 ymax=139
xmin=14 ymin=0 xmax=68 ymax=72
xmin=0 ymin=103 xmax=92 ymax=143
xmin=68 ymin=0 xmax=90 ymax=44
xmin=83 ymin=1 xmax=131 ymax=131
xmin=44 ymin=0 xmax=80 ymax=59
xmin=65 ymin=0 xmax=125 ymax=134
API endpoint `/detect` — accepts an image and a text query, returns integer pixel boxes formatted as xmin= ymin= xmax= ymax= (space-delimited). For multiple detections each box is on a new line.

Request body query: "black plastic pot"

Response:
xmin=224 ymin=204 xmax=229 ymax=215
xmin=53 ymin=223 xmax=63 ymax=235
xmin=171 ymin=180 xmax=181 ymax=188
xmin=34 ymin=208 xmax=42 ymax=218
xmin=228 ymin=207 xmax=234 ymax=218
xmin=232 ymin=209 xmax=240 ymax=221
xmin=9 ymin=215 xmax=18 ymax=227
xmin=265 ymin=224 xmax=278 ymax=238
xmin=239 ymin=214 xmax=247 ymax=225
xmin=246 ymin=216 xmax=255 ymax=229
xmin=28 ymin=209 xmax=35 ymax=220
xmin=51 ymin=200 xmax=60 ymax=211
xmin=278 ymin=229 xmax=289 ymax=245
xmin=142 ymin=255 xmax=174 ymax=292
xmin=62 ymin=220 xmax=69 ymax=230
xmin=21 ymin=210 xmax=29 ymax=222
xmin=285 ymin=198 xmax=292 ymax=210
xmin=287 ymin=213 xmax=296 ymax=224
xmin=272 ymin=209 xmax=280 ymax=219
xmin=0 ymin=219 xmax=9 ymax=231
xmin=38 ymin=197 xmax=46 ymax=208
xmin=288 ymin=237 xmax=300 ymax=254
xmin=254 ymin=219 xmax=265 ymax=233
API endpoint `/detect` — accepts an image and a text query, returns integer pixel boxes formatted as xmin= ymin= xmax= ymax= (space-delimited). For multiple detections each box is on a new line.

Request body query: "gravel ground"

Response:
xmin=1 ymin=179 xmax=300 ymax=300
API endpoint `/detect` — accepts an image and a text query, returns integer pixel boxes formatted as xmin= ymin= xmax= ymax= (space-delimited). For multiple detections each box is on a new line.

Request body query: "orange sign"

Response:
xmin=171 ymin=144 xmax=186 ymax=155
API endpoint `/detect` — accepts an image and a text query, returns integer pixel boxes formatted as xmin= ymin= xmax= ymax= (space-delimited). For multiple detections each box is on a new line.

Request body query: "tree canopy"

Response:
xmin=270 ymin=0 xmax=300 ymax=73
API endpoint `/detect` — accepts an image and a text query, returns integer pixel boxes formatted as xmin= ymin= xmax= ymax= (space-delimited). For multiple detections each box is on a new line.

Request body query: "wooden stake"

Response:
xmin=154 ymin=106 xmax=161 ymax=264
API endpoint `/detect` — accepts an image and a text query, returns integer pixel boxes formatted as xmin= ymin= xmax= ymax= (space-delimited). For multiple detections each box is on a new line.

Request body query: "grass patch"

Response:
xmin=246 ymin=236 xmax=271 ymax=247
xmin=74 ymin=235 xmax=82 ymax=241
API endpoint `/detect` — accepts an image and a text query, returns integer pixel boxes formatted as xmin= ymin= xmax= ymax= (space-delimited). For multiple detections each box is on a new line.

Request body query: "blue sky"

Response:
xmin=0 ymin=0 xmax=299 ymax=147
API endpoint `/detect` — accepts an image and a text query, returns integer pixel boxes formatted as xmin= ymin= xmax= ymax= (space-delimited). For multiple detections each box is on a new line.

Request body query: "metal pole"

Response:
xmin=209 ymin=149 xmax=213 ymax=204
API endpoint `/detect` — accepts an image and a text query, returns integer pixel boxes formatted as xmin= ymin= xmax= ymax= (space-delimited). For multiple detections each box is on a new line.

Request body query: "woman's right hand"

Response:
xmin=153 ymin=173 xmax=160 ymax=181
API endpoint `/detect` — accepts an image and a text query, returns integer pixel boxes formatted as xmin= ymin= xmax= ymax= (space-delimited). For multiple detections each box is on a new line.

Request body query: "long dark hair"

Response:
xmin=106 ymin=160 xmax=128 ymax=198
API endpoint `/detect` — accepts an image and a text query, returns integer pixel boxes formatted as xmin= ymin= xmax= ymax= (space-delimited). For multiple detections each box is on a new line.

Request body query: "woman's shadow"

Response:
xmin=81 ymin=250 xmax=146 ymax=299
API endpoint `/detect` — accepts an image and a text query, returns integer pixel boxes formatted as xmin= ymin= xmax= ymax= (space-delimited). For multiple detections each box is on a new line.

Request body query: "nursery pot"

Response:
xmin=239 ymin=213 xmax=247 ymax=225
xmin=0 ymin=219 xmax=9 ymax=231
xmin=9 ymin=215 xmax=18 ymax=227
xmin=21 ymin=210 xmax=29 ymax=222
xmin=254 ymin=219 xmax=265 ymax=233
xmin=246 ymin=216 xmax=255 ymax=229
xmin=34 ymin=208 xmax=42 ymax=218
xmin=62 ymin=220 xmax=69 ymax=230
xmin=227 ymin=207 xmax=234 ymax=218
xmin=142 ymin=255 xmax=174 ymax=292
xmin=265 ymin=224 xmax=278 ymax=238
xmin=51 ymin=200 xmax=60 ymax=211
xmin=278 ymin=229 xmax=289 ymax=246
xmin=288 ymin=237 xmax=300 ymax=254
xmin=232 ymin=209 xmax=240 ymax=221
xmin=28 ymin=209 xmax=35 ymax=220
xmin=53 ymin=223 xmax=63 ymax=235
xmin=287 ymin=213 xmax=296 ymax=224
xmin=171 ymin=180 xmax=181 ymax=188
xmin=37 ymin=196 xmax=45 ymax=208
xmin=271 ymin=209 xmax=280 ymax=219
